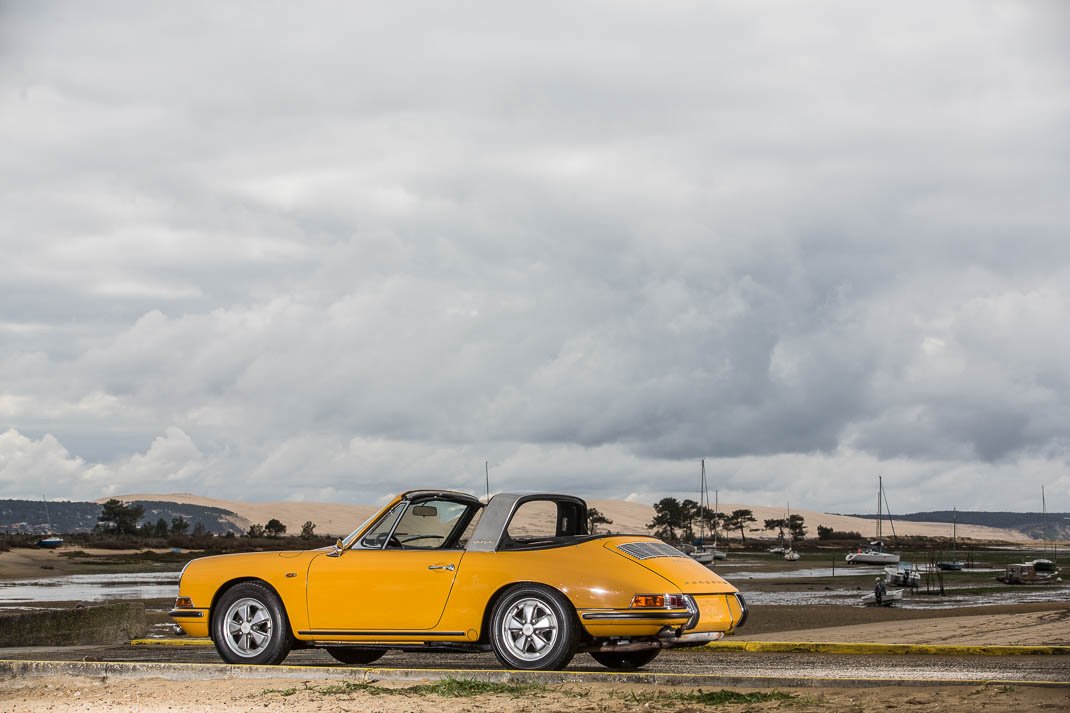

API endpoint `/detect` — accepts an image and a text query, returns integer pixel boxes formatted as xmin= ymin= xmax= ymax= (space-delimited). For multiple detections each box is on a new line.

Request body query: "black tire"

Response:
xmin=589 ymin=649 xmax=660 ymax=669
xmin=211 ymin=581 xmax=292 ymax=665
xmin=325 ymin=647 xmax=387 ymax=665
xmin=489 ymin=584 xmax=577 ymax=670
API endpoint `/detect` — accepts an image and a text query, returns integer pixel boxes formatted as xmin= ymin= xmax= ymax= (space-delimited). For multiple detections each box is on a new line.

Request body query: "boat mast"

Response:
xmin=876 ymin=476 xmax=882 ymax=540
xmin=699 ymin=459 xmax=709 ymax=542
xmin=43 ymin=494 xmax=53 ymax=534
xmin=952 ymin=507 xmax=957 ymax=553
xmin=713 ymin=489 xmax=719 ymax=547
xmin=881 ymin=481 xmax=899 ymax=545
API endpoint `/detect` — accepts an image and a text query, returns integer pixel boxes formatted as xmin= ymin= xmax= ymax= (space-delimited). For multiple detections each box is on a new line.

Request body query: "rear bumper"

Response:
xmin=579 ymin=592 xmax=746 ymax=641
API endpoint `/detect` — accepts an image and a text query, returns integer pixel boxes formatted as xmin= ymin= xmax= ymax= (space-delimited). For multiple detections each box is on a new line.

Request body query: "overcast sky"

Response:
xmin=2 ymin=2 xmax=1068 ymax=513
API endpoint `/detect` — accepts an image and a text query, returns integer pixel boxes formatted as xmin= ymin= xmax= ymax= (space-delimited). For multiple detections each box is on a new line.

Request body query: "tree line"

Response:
xmin=96 ymin=499 xmax=317 ymax=539
xmin=648 ymin=497 xmax=807 ymax=544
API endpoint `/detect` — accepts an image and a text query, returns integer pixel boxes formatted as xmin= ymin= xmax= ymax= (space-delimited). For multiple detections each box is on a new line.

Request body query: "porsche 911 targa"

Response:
xmin=170 ymin=490 xmax=746 ymax=670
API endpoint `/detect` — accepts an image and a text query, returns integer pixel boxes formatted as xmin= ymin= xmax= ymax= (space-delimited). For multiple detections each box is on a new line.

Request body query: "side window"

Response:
xmin=505 ymin=500 xmax=560 ymax=542
xmin=359 ymin=503 xmax=405 ymax=549
xmin=389 ymin=500 xmax=471 ymax=549
xmin=456 ymin=508 xmax=484 ymax=549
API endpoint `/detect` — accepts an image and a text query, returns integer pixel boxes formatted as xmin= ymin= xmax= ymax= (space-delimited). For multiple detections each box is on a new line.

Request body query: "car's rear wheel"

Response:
xmin=325 ymin=647 xmax=386 ymax=665
xmin=490 ymin=584 xmax=576 ymax=670
xmin=211 ymin=582 xmax=292 ymax=665
xmin=589 ymin=649 xmax=660 ymax=669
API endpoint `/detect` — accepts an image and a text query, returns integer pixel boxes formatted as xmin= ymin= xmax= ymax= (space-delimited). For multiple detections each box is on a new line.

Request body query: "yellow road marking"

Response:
xmin=707 ymin=641 xmax=1070 ymax=656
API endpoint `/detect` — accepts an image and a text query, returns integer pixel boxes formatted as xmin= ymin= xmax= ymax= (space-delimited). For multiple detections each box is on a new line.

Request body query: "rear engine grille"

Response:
xmin=616 ymin=542 xmax=688 ymax=560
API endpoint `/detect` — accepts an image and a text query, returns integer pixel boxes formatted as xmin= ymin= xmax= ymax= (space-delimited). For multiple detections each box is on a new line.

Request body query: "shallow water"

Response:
xmin=0 ymin=571 xmax=180 ymax=603
xmin=727 ymin=565 xmax=886 ymax=579
xmin=739 ymin=583 xmax=1070 ymax=609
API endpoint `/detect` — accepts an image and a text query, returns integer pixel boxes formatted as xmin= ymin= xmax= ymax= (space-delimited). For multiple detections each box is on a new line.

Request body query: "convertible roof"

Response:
xmin=465 ymin=492 xmax=588 ymax=552
xmin=401 ymin=489 xmax=482 ymax=506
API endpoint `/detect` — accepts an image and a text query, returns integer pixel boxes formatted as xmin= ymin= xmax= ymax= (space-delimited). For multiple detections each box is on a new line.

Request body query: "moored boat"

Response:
xmin=846 ymin=476 xmax=901 ymax=564
xmin=846 ymin=540 xmax=900 ymax=565
xmin=997 ymin=562 xmax=1062 ymax=585
xmin=689 ymin=460 xmax=727 ymax=564
xmin=36 ymin=497 xmax=63 ymax=549
xmin=936 ymin=507 xmax=965 ymax=571
xmin=861 ymin=588 xmax=903 ymax=606
xmin=884 ymin=564 xmax=920 ymax=587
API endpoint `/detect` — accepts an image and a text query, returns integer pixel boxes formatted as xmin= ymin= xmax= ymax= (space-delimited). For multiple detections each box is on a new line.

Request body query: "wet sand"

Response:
xmin=0 ymin=547 xmax=186 ymax=581
xmin=739 ymin=606 xmax=1070 ymax=645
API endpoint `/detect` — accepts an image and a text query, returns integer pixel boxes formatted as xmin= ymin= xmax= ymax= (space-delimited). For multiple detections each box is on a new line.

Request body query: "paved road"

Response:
xmin=1 ymin=645 xmax=1067 ymax=686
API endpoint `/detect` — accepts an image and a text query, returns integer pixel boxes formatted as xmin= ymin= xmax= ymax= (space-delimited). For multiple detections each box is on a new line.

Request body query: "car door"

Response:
xmin=305 ymin=499 xmax=468 ymax=632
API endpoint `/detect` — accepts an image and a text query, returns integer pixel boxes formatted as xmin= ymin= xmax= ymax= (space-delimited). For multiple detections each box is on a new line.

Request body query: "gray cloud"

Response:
xmin=1 ymin=2 xmax=1068 ymax=513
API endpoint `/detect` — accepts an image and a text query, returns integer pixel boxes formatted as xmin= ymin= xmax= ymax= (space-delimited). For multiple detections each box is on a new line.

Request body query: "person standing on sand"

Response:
xmin=874 ymin=577 xmax=886 ymax=605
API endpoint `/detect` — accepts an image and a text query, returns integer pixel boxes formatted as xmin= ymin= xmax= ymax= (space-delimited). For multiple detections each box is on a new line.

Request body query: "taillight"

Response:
xmin=630 ymin=593 xmax=687 ymax=609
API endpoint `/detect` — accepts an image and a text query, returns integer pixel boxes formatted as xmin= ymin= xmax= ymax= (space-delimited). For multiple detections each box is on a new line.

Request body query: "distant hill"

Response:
xmin=4 ymin=495 xmax=1048 ymax=542
xmin=848 ymin=511 xmax=1070 ymax=540
xmin=0 ymin=499 xmax=246 ymax=536
xmin=0 ymin=500 xmax=100 ymax=535
xmin=107 ymin=493 xmax=1034 ymax=542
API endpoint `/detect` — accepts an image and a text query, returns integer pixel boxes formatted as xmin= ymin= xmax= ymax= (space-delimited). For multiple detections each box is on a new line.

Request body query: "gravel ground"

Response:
xmin=2 ymin=674 xmax=1068 ymax=713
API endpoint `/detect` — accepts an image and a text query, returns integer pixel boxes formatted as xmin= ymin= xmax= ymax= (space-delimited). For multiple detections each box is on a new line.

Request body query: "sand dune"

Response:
xmin=106 ymin=492 xmax=1030 ymax=541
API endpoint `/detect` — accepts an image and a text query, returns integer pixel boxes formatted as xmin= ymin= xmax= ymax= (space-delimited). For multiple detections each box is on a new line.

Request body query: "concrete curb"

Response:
xmin=0 ymin=604 xmax=146 ymax=647
xmin=708 ymin=641 xmax=1070 ymax=656
xmin=131 ymin=638 xmax=1070 ymax=656
xmin=0 ymin=658 xmax=1066 ymax=689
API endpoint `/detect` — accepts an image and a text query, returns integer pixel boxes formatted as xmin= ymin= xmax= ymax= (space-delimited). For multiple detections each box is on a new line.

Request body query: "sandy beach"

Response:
xmin=0 ymin=546 xmax=180 ymax=582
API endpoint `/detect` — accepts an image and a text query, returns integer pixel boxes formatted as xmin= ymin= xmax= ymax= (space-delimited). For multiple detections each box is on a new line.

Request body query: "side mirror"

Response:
xmin=328 ymin=538 xmax=345 ymax=557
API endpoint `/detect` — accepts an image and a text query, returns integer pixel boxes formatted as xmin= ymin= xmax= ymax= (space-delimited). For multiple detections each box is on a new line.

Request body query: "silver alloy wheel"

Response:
xmin=222 ymin=597 xmax=273 ymax=658
xmin=499 ymin=596 xmax=559 ymax=661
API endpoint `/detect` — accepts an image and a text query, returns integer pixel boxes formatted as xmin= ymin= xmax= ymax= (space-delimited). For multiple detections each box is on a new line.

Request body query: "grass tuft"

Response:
xmin=625 ymin=688 xmax=796 ymax=707
xmin=304 ymin=677 xmax=549 ymax=698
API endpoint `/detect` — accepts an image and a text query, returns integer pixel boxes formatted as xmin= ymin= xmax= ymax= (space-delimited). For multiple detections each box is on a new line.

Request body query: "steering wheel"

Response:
xmin=399 ymin=535 xmax=445 ymax=544
xmin=387 ymin=536 xmax=404 ymax=549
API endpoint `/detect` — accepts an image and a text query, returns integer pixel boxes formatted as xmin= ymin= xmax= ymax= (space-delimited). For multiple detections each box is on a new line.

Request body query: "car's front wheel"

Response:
xmin=489 ymin=584 xmax=577 ymax=670
xmin=325 ymin=647 xmax=386 ymax=665
xmin=589 ymin=649 xmax=660 ymax=669
xmin=212 ymin=581 xmax=292 ymax=665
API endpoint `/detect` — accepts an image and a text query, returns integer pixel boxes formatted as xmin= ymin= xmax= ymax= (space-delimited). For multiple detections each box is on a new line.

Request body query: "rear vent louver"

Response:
xmin=616 ymin=542 xmax=688 ymax=560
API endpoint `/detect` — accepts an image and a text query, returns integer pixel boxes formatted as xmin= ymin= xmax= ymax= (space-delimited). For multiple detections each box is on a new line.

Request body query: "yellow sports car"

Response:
xmin=170 ymin=490 xmax=746 ymax=670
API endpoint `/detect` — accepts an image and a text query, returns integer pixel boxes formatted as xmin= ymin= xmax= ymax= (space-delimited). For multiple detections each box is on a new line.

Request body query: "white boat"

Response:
xmin=846 ymin=541 xmax=900 ymax=565
xmin=690 ymin=547 xmax=715 ymax=564
xmin=783 ymin=549 xmax=800 ymax=561
xmin=861 ymin=588 xmax=903 ymax=606
xmin=884 ymin=565 xmax=920 ymax=587
xmin=768 ymin=546 xmax=786 ymax=554
xmin=846 ymin=476 xmax=901 ymax=564
xmin=36 ymin=497 xmax=63 ymax=549
xmin=689 ymin=460 xmax=727 ymax=564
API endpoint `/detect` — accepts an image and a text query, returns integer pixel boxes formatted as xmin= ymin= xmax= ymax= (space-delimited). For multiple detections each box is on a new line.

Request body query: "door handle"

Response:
xmin=428 ymin=564 xmax=455 ymax=571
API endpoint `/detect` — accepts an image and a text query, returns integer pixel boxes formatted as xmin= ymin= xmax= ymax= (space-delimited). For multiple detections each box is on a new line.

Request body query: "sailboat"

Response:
xmin=783 ymin=502 xmax=800 ymax=561
xmin=845 ymin=476 xmax=900 ymax=565
xmin=36 ymin=496 xmax=63 ymax=549
xmin=689 ymin=460 xmax=726 ymax=564
xmin=937 ymin=508 xmax=964 ymax=570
